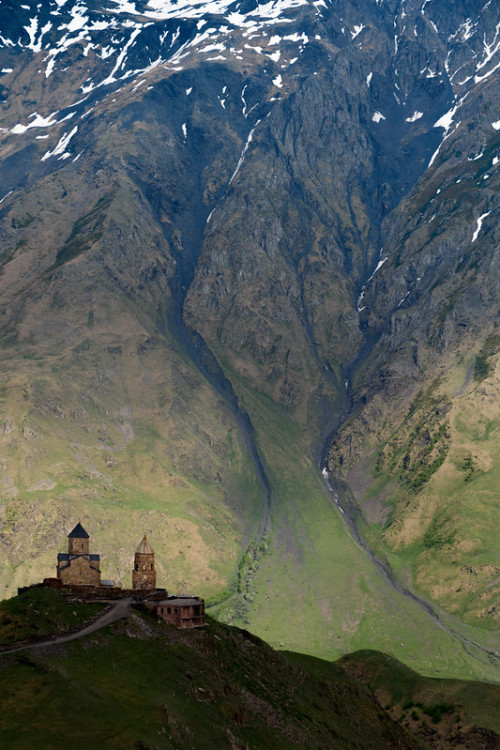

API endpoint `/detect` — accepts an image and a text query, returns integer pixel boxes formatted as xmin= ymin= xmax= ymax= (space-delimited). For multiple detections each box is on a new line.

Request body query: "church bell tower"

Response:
xmin=132 ymin=535 xmax=156 ymax=590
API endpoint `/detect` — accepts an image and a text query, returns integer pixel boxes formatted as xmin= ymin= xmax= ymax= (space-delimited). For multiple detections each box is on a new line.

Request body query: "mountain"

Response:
xmin=1 ymin=587 xmax=500 ymax=750
xmin=0 ymin=0 xmax=499 ymax=679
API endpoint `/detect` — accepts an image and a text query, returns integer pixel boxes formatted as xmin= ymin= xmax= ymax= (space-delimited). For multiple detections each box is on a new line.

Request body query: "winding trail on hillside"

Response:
xmin=0 ymin=598 xmax=132 ymax=656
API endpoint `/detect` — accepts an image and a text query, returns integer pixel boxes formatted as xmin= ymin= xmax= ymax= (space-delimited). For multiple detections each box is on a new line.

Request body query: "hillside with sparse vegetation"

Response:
xmin=1 ymin=589 xmax=499 ymax=750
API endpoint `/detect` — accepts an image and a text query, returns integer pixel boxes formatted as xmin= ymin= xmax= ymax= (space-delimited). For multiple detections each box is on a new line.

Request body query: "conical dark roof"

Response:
xmin=68 ymin=522 xmax=89 ymax=539
xmin=136 ymin=535 xmax=154 ymax=554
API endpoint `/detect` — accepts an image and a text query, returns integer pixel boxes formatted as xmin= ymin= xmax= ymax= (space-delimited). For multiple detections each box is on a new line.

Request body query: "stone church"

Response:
xmin=56 ymin=522 xmax=101 ymax=586
xmin=55 ymin=525 xmax=158 ymax=591
xmin=53 ymin=524 xmax=204 ymax=628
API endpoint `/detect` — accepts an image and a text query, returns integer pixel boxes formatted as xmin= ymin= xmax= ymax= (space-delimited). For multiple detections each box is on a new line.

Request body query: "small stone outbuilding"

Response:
xmin=157 ymin=597 xmax=205 ymax=629
xmin=56 ymin=522 xmax=101 ymax=586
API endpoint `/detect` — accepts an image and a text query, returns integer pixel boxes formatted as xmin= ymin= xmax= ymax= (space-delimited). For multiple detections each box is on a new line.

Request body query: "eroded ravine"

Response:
xmin=320 ymin=326 xmax=500 ymax=668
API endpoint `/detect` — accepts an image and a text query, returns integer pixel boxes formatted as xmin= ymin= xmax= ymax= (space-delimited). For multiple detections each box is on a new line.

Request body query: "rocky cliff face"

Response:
xmin=0 ymin=0 xmax=498 ymax=670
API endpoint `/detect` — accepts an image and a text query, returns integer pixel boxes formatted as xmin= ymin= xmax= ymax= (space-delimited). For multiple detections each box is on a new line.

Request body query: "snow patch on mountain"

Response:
xmin=41 ymin=125 xmax=78 ymax=161
xmin=471 ymin=211 xmax=491 ymax=243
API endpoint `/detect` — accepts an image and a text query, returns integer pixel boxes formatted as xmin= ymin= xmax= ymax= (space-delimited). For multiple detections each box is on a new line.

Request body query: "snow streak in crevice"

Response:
xmin=471 ymin=211 xmax=491 ymax=243
xmin=229 ymin=120 xmax=261 ymax=186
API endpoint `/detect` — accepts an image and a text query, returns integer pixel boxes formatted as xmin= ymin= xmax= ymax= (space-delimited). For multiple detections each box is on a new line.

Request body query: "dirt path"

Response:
xmin=0 ymin=598 xmax=133 ymax=655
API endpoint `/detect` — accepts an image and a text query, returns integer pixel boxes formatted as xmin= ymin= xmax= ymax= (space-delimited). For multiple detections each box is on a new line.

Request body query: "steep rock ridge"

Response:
xmin=326 ymin=1 xmax=500 ymax=628
xmin=184 ymin=61 xmax=375 ymax=425
xmin=183 ymin=0 xmax=499 ymax=430
xmin=0 ymin=0 xmax=498 ymax=670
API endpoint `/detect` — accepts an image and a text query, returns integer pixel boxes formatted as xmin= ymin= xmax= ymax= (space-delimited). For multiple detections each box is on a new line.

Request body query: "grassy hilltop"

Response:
xmin=1 ymin=588 xmax=499 ymax=750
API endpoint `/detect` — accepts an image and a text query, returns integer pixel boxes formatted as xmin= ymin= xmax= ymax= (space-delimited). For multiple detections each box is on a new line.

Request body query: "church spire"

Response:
xmin=136 ymin=535 xmax=154 ymax=555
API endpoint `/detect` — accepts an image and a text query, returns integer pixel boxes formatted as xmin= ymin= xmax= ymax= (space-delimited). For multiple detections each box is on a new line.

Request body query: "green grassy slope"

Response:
xmin=0 ymin=590 xmax=422 ymax=750
xmin=1 ymin=589 xmax=498 ymax=750
xmin=335 ymin=348 xmax=500 ymax=643
xmin=339 ymin=650 xmax=500 ymax=749
xmin=207 ymin=374 xmax=500 ymax=683
xmin=0 ymin=588 xmax=104 ymax=646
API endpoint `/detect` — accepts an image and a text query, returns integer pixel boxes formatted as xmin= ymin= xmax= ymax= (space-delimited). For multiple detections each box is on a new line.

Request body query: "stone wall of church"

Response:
xmin=58 ymin=556 xmax=100 ymax=586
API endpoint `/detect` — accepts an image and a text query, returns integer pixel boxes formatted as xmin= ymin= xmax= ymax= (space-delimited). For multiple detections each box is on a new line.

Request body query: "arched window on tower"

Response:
xmin=135 ymin=564 xmax=139 ymax=571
